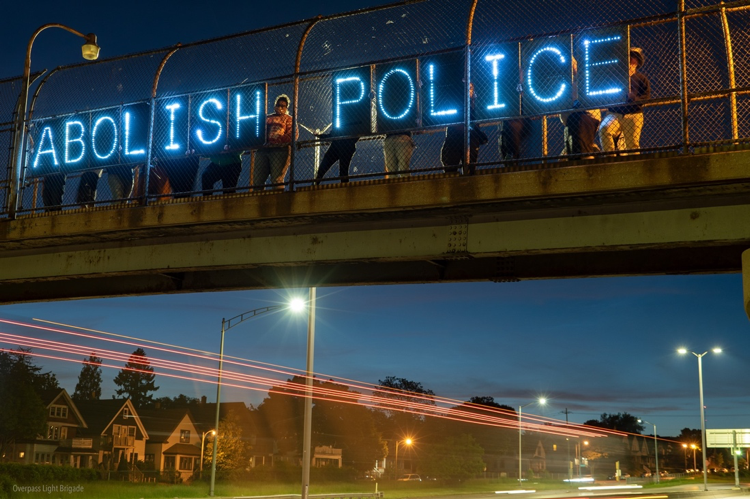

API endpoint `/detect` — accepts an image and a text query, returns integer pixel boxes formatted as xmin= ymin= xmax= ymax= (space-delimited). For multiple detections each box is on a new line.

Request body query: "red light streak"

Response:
xmin=0 ymin=317 xmax=618 ymax=439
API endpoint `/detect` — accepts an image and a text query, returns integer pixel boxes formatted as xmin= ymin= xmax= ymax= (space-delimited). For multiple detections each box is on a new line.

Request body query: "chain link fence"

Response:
xmin=3 ymin=0 xmax=749 ymax=216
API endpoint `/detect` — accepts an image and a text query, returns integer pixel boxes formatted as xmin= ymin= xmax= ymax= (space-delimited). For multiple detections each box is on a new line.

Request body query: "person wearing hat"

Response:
xmin=598 ymin=47 xmax=651 ymax=154
xmin=253 ymin=94 xmax=295 ymax=190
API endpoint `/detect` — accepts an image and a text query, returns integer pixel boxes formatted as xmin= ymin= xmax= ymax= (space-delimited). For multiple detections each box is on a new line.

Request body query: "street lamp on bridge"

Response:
xmin=9 ymin=24 xmax=100 ymax=217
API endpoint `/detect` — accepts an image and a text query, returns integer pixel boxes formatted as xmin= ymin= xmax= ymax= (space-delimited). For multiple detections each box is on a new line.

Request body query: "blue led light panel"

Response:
xmin=520 ymin=36 xmax=572 ymax=116
xmin=420 ymin=51 xmax=465 ymax=127
xmin=154 ymin=96 xmax=190 ymax=158
xmin=31 ymin=118 xmax=66 ymax=174
xmin=574 ymin=27 xmax=629 ymax=110
xmin=375 ymin=60 xmax=418 ymax=133
xmin=191 ymin=91 xmax=228 ymax=155
xmin=331 ymin=66 xmax=372 ymax=136
xmin=229 ymin=84 xmax=267 ymax=151
xmin=119 ymin=104 xmax=149 ymax=165
xmin=472 ymin=43 xmax=521 ymax=121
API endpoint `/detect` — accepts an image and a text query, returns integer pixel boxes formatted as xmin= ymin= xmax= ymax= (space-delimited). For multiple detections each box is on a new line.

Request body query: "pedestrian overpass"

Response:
xmin=1 ymin=0 xmax=750 ymax=321
xmin=1 ymin=147 xmax=749 ymax=315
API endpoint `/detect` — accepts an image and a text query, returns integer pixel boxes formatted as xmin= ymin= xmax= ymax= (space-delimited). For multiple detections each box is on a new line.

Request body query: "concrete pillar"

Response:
xmin=743 ymin=249 xmax=750 ymax=321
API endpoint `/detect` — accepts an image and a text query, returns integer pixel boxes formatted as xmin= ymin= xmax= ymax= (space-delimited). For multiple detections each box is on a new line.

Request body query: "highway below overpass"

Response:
xmin=1 ymin=148 xmax=750 ymax=318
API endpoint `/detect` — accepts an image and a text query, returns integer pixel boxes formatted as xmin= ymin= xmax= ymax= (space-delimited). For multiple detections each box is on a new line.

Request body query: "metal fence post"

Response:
xmin=678 ymin=0 xmax=690 ymax=152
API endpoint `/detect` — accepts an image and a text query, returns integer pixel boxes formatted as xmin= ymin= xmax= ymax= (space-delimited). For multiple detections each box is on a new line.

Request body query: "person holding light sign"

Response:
xmin=201 ymin=151 xmax=243 ymax=195
xmin=598 ymin=47 xmax=650 ymax=154
xmin=253 ymin=94 xmax=294 ymax=190
xmin=441 ymin=83 xmax=488 ymax=174
xmin=560 ymin=57 xmax=601 ymax=158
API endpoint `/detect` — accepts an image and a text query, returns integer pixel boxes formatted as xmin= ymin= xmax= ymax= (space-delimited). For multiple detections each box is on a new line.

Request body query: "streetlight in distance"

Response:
xmin=682 ymin=443 xmax=688 ymax=469
xmin=200 ymin=430 xmax=216 ymax=480
xmin=638 ymin=419 xmax=659 ymax=482
xmin=691 ymin=444 xmax=698 ymax=470
xmin=519 ymin=398 xmax=546 ymax=486
xmin=9 ymin=25 xmax=100 ymax=217
xmin=678 ymin=347 xmax=721 ymax=492
xmin=394 ymin=437 xmax=413 ymax=478
xmin=209 ymin=297 xmax=306 ymax=496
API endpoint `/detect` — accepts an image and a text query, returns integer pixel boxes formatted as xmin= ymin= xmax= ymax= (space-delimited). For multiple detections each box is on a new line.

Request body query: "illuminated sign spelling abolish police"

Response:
xmin=29 ymin=27 xmax=630 ymax=176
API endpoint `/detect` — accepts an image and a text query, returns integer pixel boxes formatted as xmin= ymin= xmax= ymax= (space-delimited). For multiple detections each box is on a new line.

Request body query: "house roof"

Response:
xmin=138 ymin=409 xmax=196 ymax=444
xmin=75 ymin=399 xmax=148 ymax=439
xmin=39 ymin=388 xmax=87 ymax=428
xmin=190 ymin=402 xmax=251 ymax=433
xmin=163 ymin=443 xmax=201 ymax=456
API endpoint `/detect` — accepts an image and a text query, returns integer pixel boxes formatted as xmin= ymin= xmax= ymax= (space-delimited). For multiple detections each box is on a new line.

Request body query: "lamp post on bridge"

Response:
xmin=9 ymin=24 xmax=100 ymax=218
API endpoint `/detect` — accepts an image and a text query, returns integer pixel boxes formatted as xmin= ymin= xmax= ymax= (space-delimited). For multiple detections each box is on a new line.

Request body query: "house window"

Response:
xmin=164 ymin=456 xmax=176 ymax=469
xmin=180 ymin=430 xmax=190 ymax=443
xmin=128 ymin=426 xmax=136 ymax=437
xmin=123 ymin=408 xmax=129 ymax=420
xmin=60 ymin=427 xmax=68 ymax=440
xmin=49 ymin=406 xmax=68 ymax=418
xmin=145 ymin=454 xmax=154 ymax=463
xmin=113 ymin=424 xmax=120 ymax=436
xmin=48 ymin=425 xmax=60 ymax=440
xmin=179 ymin=457 xmax=193 ymax=470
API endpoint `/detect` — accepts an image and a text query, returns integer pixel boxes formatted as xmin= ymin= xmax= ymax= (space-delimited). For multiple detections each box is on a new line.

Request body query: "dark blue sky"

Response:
xmin=1 ymin=0 xmax=749 ymax=439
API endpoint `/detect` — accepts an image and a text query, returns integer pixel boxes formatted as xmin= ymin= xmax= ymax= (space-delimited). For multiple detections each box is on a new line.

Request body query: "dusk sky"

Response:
xmin=1 ymin=0 xmax=749 ymax=441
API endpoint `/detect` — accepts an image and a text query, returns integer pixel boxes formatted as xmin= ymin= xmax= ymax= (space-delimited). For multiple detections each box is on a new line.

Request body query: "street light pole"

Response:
xmin=639 ymin=419 xmax=659 ymax=483
xmin=9 ymin=24 xmax=100 ymax=218
xmin=518 ymin=399 xmax=546 ymax=486
xmin=394 ymin=438 xmax=413 ymax=478
xmin=301 ymin=287 xmax=316 ymax=499
xmin=209 ymin=299 xmax=306 ymax=497
xmin=678 ymin=347 xmax=721 ymax=492
xmin=200 ymin=430 xmax=215 ymax=480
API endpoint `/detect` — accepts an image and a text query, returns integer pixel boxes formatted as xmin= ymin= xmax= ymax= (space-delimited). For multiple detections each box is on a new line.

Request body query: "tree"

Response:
xmin=113 ymin=348 xmax=159 ymax=408
xmin=374 ymin=376 xmax=435 ymax=435
xmin=0 ymin=349 xmax=55 ymax=460
xmin=203 ymin=411 xmax=250 ymax=473
xmin=73 ymin=353 xmax=103 ymax=401
xmin=584 ymin=413 xmax=644 ymax=434
xmin=313 ymin=379 xmax=386 ymax=471
xmin=420 ymin=434 xmax=485 ymax=483
xmin=256 ymin=377 xmax=306 ymax=456
xmin=150 ymin=394 xmax=201 ymax=410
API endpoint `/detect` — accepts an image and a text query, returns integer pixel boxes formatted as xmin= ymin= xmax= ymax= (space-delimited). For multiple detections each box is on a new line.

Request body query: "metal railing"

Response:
xmin=2 ymin=0 xmax=749 ymax=217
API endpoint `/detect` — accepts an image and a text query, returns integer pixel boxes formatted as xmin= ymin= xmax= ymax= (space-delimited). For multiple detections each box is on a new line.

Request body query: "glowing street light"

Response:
xmin=678 ymin=347 xmax=721 ymax=492
xmin=9 ymin=25 xmax=100 ymax=217
xmin=200 ymin=430 xmax=216 ymax=480
xmin=209 ymin=297 xmax=306 ymax=496
xmin=519 ymin=398 xmax=546 ymax=486
xmin=394 ymin=437 xmax=413 ymax=478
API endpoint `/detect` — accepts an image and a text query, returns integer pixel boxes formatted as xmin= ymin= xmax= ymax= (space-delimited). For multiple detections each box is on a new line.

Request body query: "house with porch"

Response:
xmin=75 ymin=398 xmax=148 ymax=471
xmin=12 ymin=388 xmax=97 ymax=468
